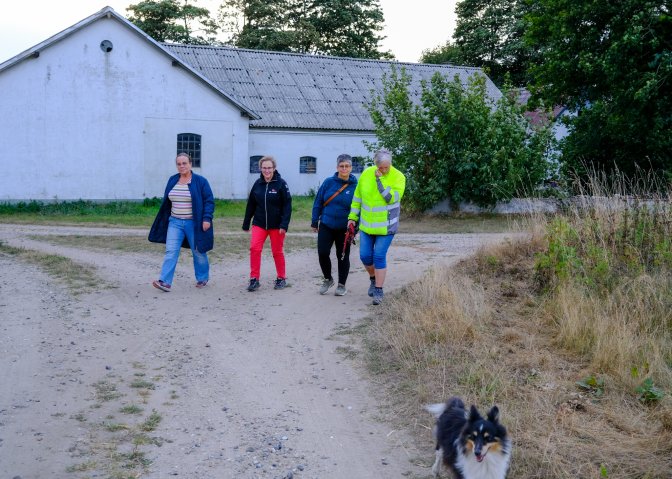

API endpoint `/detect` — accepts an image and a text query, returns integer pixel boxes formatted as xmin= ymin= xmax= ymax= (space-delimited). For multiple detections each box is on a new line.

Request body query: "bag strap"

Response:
xmin=323 ymin=183 xmax=348 ymax=207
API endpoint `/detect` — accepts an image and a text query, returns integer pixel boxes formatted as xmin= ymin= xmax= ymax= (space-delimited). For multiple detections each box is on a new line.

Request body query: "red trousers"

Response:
xmin=249 ymin=225 xmax=286 ymax=279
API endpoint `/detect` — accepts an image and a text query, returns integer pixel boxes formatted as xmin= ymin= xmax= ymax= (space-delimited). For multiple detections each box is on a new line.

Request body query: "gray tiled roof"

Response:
xmin=165 ymin=44 xmax=502 ymax=131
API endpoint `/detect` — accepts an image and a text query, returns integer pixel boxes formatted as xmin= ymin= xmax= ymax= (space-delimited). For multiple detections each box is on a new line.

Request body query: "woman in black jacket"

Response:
xmin=242 ymin=156 xmax=292 ymax=291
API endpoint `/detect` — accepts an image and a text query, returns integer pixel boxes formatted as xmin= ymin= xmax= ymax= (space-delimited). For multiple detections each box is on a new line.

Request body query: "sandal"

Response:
xmin=195 ymin=280 xmax=208 ymax=288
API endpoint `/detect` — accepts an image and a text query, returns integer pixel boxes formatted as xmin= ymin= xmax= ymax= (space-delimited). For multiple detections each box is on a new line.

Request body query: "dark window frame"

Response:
xmin=300 ymin=155 xmax=317 ymax=174
xmin=249 ymin=155 xmax=263 ymax=174
xmin=351 ymin=156 xmax=366 ymax=173
xmin=176 ymin=133 xmax=202 ymax=168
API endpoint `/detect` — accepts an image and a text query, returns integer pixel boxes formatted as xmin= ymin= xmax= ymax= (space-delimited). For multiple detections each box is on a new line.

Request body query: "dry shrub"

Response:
xmin=365 ymin=268 xmax=493 ymax=412
xmin=552 ymin=275 xmax=672 ymax=391
xmin=363 ymin=218 xmax=672 ymax=477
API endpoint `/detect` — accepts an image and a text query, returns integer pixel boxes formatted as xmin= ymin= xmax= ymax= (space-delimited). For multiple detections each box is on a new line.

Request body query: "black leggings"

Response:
xmin=317 ymin=224 xmax=351 ymax=285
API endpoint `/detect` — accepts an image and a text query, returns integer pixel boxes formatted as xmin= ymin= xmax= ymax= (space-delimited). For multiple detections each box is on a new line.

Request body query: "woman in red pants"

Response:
xmin=242 ymin=156 xmax=292 ymax=291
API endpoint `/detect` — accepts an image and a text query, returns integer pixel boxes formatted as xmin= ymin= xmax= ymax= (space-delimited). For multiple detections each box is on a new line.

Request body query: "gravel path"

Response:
xmin=0 ymin=224 xmax=515 ymax=478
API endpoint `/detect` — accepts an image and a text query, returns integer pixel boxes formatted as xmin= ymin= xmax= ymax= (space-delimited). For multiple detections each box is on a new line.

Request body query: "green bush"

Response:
xmin=367 ymin=66 xmax=555 ymax=211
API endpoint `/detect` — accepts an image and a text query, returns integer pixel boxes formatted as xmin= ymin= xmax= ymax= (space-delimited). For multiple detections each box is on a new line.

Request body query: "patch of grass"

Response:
xmin=73 ymin=366 xmax=169 ymax=478
xmin=1 ymin=197 xmax=518 ymax=234
xmin=103 ymin=422 xmax=130 ymax=432
xmin=65 ymin=460 xmax=97 ymax=472
xmin=94 ymin=380 xmax=123 ymax=402
xmin=0 ymin=196 xmax=316 ymax=229
xmin=130 ymin=379 xmax=155 ymax=390
xmin=119 ymin=405 xmax=143 ymax=415
xmin=30 ymin=232 xmax=316 ymax=260
xmin=335 ymin=345 xmax=358 ymax=359
xmin=0 ymin=241 xmax=101 ymax=294
xmin=140 ymin=410 xmax=162 ymax=432
xmin=400 ymin=212 xmax=518 ymax=234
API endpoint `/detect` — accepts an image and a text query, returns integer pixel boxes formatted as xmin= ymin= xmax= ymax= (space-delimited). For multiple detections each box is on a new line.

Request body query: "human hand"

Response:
xmin=279 ymin=228 xmax=286 ymax=235
xmin=311 ymin=227 xmax=318 ymax=233
xmin=375 ymin=168 xmax=382 ymax=178
xmin=202 ymin=221 xmax=211 ymax=231
xmin=347 ymin=220 xmax=356 ymax=228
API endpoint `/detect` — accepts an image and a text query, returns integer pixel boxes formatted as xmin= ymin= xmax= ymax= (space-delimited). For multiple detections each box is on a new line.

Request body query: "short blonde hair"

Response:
xmin=259 ymin=155 xmax=276 ymax=169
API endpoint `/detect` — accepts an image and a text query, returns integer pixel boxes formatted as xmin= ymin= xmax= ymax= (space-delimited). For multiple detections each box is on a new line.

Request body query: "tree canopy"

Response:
xmin=218 ymin=0 xmax=392 ymax=58
xmin=526 ymin=0 xmax=672 ymax=177
xmin=127 ymin=0 xmax=219 ymax=44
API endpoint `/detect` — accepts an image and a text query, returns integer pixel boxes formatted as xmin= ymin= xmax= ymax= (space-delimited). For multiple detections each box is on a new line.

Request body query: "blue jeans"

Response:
xmin=358 ymin=231 xmax=394 ymax=269
xmin=159 ymin=217 xmax=209 ymax=285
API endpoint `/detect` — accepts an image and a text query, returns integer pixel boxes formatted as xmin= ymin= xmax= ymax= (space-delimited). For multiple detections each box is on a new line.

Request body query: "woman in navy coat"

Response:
xmin=148 ymin=152 xmax=215 ymax=291
xmin=311 ymin=154 xmax=358 ymax=296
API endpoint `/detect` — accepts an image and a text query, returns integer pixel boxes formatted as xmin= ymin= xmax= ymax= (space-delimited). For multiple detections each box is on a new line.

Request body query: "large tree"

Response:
xmin=420 ymin=41 xmax=466 ymax=65
xmin=527 ymin=1 xmax=672 ymax=177
xmin=127 ymin=0 xmax=219 ymax=45
xmin=451 ymin=0 xmax=533 ymax=86
xmin=218 ymin=0 xmax=391 ymax=58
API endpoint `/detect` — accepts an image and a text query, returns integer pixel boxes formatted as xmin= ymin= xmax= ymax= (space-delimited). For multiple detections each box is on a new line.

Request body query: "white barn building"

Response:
xmin=0 ymin=6 xmax=501 ymax=201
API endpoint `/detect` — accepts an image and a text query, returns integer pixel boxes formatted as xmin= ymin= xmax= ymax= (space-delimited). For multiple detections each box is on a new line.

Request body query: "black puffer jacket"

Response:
xmin=242 ymin=170 xmax=292 ymax=231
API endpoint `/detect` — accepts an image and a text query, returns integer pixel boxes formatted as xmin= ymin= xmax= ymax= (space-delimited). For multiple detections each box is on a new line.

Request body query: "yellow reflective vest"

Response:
xmin=348 ymin=165 xmax=406 ymax=235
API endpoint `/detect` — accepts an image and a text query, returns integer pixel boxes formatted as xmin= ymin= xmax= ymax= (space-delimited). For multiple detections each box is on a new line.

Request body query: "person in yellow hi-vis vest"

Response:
xmin=348 ymin=149 xmax=406 ymax=305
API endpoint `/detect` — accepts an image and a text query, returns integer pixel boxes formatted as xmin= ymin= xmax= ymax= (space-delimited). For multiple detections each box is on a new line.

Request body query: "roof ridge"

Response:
xmin=163 ymin=42 xmax=483 ymax=71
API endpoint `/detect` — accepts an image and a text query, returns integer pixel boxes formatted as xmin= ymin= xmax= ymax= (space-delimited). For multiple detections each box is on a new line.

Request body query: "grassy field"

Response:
xmin=0 ymin=197 xmax=516 ymax=234
xmin=357 ymin=194 xmax=672 ymax=478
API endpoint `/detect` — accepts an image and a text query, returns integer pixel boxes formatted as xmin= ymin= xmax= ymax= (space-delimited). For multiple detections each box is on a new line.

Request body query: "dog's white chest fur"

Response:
xmin=455 ymin=448 xmax=510 ymax=479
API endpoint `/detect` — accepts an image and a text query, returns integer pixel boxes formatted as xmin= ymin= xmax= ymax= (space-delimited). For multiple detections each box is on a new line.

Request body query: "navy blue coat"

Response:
xmin=148 ymin=173 xmax=215 ymax=252
xmin=311 ymin=173 xmax=358 ymax=230
xmin=242 ymin=170 xmax=292 ymax=231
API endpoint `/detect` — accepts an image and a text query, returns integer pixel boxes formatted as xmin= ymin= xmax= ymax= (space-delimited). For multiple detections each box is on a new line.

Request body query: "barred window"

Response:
xmin=351 ymin=156 xmax=366 ymax=173
xmin=249 ymin=155 xmax=263 ymax=174
xmin=300 ymin=156 xmax=317 ymax=174
xmin=176 ymin=133 xmax=201 ymax=168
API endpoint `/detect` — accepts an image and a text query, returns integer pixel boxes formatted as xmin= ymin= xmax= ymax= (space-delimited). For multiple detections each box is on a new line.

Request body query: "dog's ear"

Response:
xmin=487 ymin=406 xmax=500 ymax=423
xmin=468 ymin=405 xmax=482 ymax=422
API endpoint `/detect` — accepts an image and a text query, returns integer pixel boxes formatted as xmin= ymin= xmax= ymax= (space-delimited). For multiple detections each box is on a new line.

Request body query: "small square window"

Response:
xmin=177 ymin=133 xmax=201 ymax=167
xmin=351 ymin=156 xmax=366 ymax=173
xmin=300 ymin=156 xmax=317 ymax=174
xmin=250 ymin=155 xmax=263 ymax=174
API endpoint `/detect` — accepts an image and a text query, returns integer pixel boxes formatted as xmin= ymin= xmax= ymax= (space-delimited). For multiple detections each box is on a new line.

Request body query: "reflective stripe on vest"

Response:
xmin=360 ymin=216 xmax=399 ymax=229
xmin=362 ymin=203 xmax=400 ymax=213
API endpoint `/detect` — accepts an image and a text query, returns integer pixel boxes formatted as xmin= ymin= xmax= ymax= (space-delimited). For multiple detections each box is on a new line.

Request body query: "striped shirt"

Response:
xmin=169 ymin=183 xmax=193 ymax=219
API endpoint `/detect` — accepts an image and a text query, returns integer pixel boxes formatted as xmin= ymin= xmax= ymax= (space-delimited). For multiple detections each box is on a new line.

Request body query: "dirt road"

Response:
xmin=0 ymin=224 xmax=513 ymax=478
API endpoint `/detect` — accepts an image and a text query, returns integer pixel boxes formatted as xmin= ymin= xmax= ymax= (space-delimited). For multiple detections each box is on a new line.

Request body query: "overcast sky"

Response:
xmin=0 ymin=0 xmax=457 ymax=64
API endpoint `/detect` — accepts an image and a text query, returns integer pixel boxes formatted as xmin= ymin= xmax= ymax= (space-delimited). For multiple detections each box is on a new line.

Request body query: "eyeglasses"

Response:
xmin=261 ymin=167 xmax=274 ymax=170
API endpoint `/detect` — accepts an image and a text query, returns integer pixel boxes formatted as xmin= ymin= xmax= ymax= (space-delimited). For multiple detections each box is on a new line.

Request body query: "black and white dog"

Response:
xmin=426 ymin=397 xmax=511 ymax=479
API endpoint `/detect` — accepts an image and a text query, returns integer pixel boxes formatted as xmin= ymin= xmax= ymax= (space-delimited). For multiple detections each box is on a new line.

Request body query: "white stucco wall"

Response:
xmin=0 ymin=16 xmax=250 ymax=200
xmin=248 ymin=129 xmax=377 ymax=196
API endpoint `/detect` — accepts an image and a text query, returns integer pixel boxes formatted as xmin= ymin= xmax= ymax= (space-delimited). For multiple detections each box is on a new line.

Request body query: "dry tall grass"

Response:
xmin=363 ymin=183 xmax=672 ymax=478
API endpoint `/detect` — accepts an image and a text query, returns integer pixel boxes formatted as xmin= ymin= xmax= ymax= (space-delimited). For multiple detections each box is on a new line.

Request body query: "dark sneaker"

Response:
xmin=319 ymin=278 xmax=334 ymax=295
xmin=274 ymin=278 xmax=287 ymax=290
xmin=334 ymin=283 xmax=347 ymax=296
xmin=372 ymin=287 xmax=384 ymax=305
xmin=153 ymin=280 xmax=171 ymax=292
xmin=368 ymin=277 xmax=376 ymax=297
xmin=195 ymin=280 xmax=208 ymax=288
xmin=247 ymin=278 xmax=260 ymax=292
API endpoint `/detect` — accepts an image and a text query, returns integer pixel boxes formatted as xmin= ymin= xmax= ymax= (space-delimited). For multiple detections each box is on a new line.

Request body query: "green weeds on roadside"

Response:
xmin=0 ymin=241 xmax=100 ymax=294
